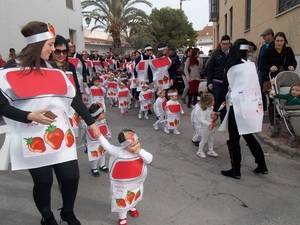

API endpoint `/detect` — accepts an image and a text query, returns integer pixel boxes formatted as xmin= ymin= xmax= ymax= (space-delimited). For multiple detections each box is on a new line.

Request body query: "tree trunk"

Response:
xmin=112 ymin=32 xmax=122 ymax=55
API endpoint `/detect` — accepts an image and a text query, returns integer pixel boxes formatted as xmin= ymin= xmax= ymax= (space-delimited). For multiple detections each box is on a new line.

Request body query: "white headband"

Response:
xmin=91 ymin=108 xmax=104 ymax=117
xmin=25 ymin=31 xmax=54 ymax=45
xmin=144 ymin=46 xmax=153 ymax=51
xmin=158 ymin=47 xmax=168 ymax=51
xmin=168 ymin=92 xmax=178 ymax=96
xmin=240 ymin=44 xmax=249 ymax=50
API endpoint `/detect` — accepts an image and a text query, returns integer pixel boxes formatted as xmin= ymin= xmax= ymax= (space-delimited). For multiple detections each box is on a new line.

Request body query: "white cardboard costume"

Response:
xmin=165 ymin=100 xmax=184 ymax=130
xmin=139 ymin=90 xmax=153 ymax=112
xmin=106 ymin=80 xmax=118 ymax=99
xmin=149 ymin=56 xmax=172 ymax=90
xmin=118 ymin=87 xmax=131 ymax=111
xmin=135 ymin=58 xmax=149 ymax=91
xmin=219 ymin=60 xmax=263 ymax=135
xmin=68 ymin=57 xmax=84 ymax=93
xmin=98 ymin=135 xmax=153 ymax=213
xmin=0 ymin=68 xmax=77 ymax=171
xmin=90 ymin=85 xmax=106 ymax=112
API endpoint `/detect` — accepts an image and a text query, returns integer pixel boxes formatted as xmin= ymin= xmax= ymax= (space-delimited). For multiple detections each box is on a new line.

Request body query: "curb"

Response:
xmin=256 ymin=132 xmax=300 ymax=159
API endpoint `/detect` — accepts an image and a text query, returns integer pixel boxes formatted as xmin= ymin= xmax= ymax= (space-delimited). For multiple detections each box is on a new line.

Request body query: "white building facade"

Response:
xmin=0 ymin=0 xmax=84 ymax=59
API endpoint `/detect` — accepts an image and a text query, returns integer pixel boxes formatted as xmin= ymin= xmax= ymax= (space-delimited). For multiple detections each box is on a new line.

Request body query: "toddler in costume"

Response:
xmin=191 ymin=93 xmax=218 ymax=158
xmin=138 ymin=83 xmax=153 ymax=120
xmin=89 ymin=76 xmax=106 ymax=112
xmin=84 ymin=103 xmax=110 ymax=176
xmin=105 ymin=76 xmax=118 ymax=107
xmin=153 ymin=88 xmax=167 ymax=130
xmin=98 ymin=129 xmax=153 ymax=225
xmin=118 ymin=81 xmax=131 ymax=115
xmin=164 ymin=89 xmax=184 ymax=134
xmin=272 ymin=82 xmax=300 ymax=105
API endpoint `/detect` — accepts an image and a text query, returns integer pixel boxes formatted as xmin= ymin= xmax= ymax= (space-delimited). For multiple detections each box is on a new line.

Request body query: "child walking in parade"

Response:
xmin=118 ymin=81 xmax=131 ymax=116
xmin=98 ymin=129 xmax=153 ymax=225
xmin=138 ymin=83 xmax=153 ymax=120
xmin=105 ymin=76 xmax=119 ymax=107
xmin=153 ymin=88 xmax=167 ymax=130
xmin=89 ymin=76 xmax=106 ymax=112
xmin=191 ymin=93 xmax=218 ymax=158
xmin=164 ymin=89 xmax=184 ymax=134
xmin=84 ymin=104 xmax=110 ymax=176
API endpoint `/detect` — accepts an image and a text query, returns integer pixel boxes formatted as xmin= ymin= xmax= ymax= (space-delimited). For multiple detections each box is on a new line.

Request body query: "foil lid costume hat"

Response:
xmin=25 ymin=23 xmax=56 ymax=45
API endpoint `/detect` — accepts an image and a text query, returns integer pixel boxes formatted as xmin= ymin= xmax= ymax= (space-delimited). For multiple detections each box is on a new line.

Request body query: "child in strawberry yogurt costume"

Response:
xmin=117 ymin=81 xmax=131 ymax=116
xmin=164 ymin=89 xmax=184 ymax=134
xmin=98 ymin=129 xmax=153 ymax=225
xmin=138 ymin=83 xmax=153 ymax=120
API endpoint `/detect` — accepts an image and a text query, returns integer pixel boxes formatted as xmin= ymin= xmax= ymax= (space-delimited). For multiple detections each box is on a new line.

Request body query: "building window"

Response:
xmin=278 ymin=0 xmax=300 ymax=14
xmin=69 ymin=29 xmax=77 ymax=44
xmin=224 ymin=14 xmax=227 ymax=35
xmin=229 ymin=7 xmax=233 ymax=38
xmin=66 ymin=0 xmax=74 ymax=10
xmin=245 ymin=0 xmax=251 ymax=31
xmin=209 ymin=0 xmax=219 ymax=22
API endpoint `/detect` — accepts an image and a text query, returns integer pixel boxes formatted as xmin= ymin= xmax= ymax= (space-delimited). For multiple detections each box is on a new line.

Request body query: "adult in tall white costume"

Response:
xmin=212 ymin=39 xmax=268 ymax=179
xmin=0 ymin=21 xmax=99 ymax=225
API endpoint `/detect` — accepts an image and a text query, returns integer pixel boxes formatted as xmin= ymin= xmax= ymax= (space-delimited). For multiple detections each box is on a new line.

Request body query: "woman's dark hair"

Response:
xmin=51 ymin=35 xmax=69 ymax=68
xmin=225 ymin=38 xmax=249 ymax=72
xmin=118 ymin=129 xmax=135 ymax=143
xmin=190 ymin=48 xmax=199 ymax=66
xmin=274 ymin=32 xmax=288 ymax=45
xmin=185 ymin=47 xmax=192 ymax=55
xmin=248 ymin=41 xmax=257 ymax=51
xmin=18 ymin=21 xmax=49 ymax=69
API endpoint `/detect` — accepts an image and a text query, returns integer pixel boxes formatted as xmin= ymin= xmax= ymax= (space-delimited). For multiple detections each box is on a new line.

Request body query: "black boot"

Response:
xmin=221 ymin=140 xmax=241 ymax=179
xmin=253 ymin=165 xmax=268 ymax=174
xmin=187 ymin=95 xmax=192 ymax=108
xmin=41 ymin=213 xmax=58 ymax=225
xmin=60 ymin=210 xmax=81 ymax=225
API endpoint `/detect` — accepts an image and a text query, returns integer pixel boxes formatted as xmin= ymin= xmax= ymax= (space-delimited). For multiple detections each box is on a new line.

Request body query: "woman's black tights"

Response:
xmin=29 ymin=160 xmax=80 ymax=219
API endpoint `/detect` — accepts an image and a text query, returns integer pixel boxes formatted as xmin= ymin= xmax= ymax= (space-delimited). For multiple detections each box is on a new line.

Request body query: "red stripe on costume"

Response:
xmin=6 ymin=69 xmax=67 ymax=98
xmin=99 ymin=124 xmax=109 ymax=136
xmin=85 ymin=60 xmax=93 ymax=68
xmin=92 ymin=61 xmax=102 ymax=66
xmin=66 ymin=73 xmax=76 ymax=87
xmin=151 ymin=57 xmax=171 ymax=68
xmin=68 ymin=57 xmax=79 ymax=68
xmin=162 ymin=99 xmax=167 ymax=111
xmin=111 ymin=158 xmax=143 ymax=179
xmin=168 ymin=104 xmax=181 ymax=113
xmin=91 ymin=87 xmax=104 ymax=96
xmin=143 ymin=92 xmax=152 ymax=100
xmin=137 ymin=61 xmax=145 ymax=71
xmin=108 ymin=82 xmax=118 ymax=89
xmin=118 ymin=90 xmax=129 ymax=97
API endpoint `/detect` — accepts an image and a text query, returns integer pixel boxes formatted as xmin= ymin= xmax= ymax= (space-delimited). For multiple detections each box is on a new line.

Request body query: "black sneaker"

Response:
xmin=253 ymin=166 xmax=268 ymax=174
xmin=41 ymin=213 xmax=58 ymax=225
xmin=221 ymin=169 xmax=241 ymax=179
xmin=99 ymin=165 xmax=109 ymax=173
xmin=60 ymin=210 xmax=81 ymax=225
xmin=91 ymin=169 xmax=100 ymax=177
xmin=192 ymin=140 xmax=200 ymax=146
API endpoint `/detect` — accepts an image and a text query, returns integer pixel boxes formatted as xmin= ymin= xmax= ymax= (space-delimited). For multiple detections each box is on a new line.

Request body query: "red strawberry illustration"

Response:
xmin=91 ymin=151 xmax=99 ymax=158
xmin=134 ymin=190 xmax=141 ymax=201
xmin=25 ymin=137 xmax=46 ymax=153
xmin=44 ymin=125 xmax=64 ymax=150
xmin=65 ymin=129 xmax=75 ymax=147
xmin=87 ymin=128 xmax=97 ymax=140
xmin=116 ymin=199 xmax=126 ymax=208
xmin=69 ymin=118 xmax=74 ymax=127
xmin=126 ymin=191 xmax=135 ymax=205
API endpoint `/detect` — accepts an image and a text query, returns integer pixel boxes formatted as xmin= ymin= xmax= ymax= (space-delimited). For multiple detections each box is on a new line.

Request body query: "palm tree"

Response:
xmin=82 ymin=0 xmax=152 ymax=53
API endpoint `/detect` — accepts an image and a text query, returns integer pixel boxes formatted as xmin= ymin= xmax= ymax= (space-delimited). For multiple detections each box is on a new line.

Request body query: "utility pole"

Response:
xmin=180 ymin=0 xmax=190 ymax=10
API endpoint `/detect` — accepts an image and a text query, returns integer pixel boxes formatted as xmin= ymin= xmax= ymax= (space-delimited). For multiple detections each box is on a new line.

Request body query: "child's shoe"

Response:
xmin=99 ymin=165 xmax=109 ymax=173
xmin=144 ymin=114 xmax=149 ymax=120
xmin=138 ymin=113 xmax=142 ymax=119
xmin=129 ymin=208 xmax=139 ymax=218
xmin=91 ymin=169 xmax=100 ymax=177
xmin=164 ymin=127 xmax=170 ymax=134
xmin=153 ymin=123 xmax=159 ymax=130
xmin=207 ymin=150 xmax=218 ymax=157
xmin=173 ymin=129 xmax=181 ymax=135
xmin=118 ymin=219 xmax=127 ymax=225
xmin=196 ymin=150 xmax=206 ymax=158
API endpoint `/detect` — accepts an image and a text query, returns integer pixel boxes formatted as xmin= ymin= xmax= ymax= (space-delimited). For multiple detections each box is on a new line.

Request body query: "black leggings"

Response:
xmin=228 ymin=107 xmax=267 ymax=171
xmin=29 ymin=160 xmax=80 ymax=218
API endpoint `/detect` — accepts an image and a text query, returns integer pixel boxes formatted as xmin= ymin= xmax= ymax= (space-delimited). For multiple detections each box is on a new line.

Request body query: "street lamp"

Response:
xmin=85 ymin=17 xmax=91 ymax=27
xmin=180 ymin=0 xmax=190 ymax=10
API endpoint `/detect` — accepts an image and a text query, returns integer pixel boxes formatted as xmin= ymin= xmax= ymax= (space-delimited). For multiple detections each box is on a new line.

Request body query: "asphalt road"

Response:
xmin=0 ymin=105 xmax=300 ymax=225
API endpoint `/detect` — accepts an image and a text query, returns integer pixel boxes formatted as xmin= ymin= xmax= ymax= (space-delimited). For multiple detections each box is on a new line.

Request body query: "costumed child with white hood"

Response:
xmin=138 ymin=83 xmax=153 ymax=120
xmin=98 ymin=129 xmax=153 ymax=225
xmin=164 ymin=89 xmax=184 ymax=134
xmin=153 ymin=88 xmax=167 ymax=130
xmin=191 ymin=93 xmax=218 ymax=158
xmin=105 ymin=76 xmax=119 ymax=107
xmin=89 ymin=76 xmax=107 ymax=112
xmin=82 ymin=103 xmax=110 ymax=176
xmin=118 ymin=81 xmax=131 ymax=116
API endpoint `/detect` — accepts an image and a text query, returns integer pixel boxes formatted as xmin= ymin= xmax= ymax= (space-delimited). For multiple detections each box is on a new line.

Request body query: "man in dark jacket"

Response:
xmin=168 ymin=48 xmax=181 ymax=90
xmin=207 ymin=35 xmax=231 ymax=120
xmin=134 ymin=44 xmax=154 ymax=83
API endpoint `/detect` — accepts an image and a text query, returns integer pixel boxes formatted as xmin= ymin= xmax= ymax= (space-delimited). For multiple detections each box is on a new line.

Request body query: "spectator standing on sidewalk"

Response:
xmin=207 ymin=35 xmax=231 ymax=120
xmin=181 ymin=47 xmax=192 ymax=103
xmin=263 ymin=31 xmax=297 ymax=136
xmin=257 ymin=28 xmax=274 ymax=110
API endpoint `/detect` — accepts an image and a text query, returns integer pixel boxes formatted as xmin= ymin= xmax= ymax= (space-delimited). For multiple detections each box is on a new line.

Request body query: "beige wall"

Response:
xmin=214 ymin=0 xmax=300 ymax=55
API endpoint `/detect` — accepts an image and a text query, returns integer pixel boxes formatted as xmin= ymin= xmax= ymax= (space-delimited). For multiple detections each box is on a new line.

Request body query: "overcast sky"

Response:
xmin=137 ymin=0 xmax=211 ymax=31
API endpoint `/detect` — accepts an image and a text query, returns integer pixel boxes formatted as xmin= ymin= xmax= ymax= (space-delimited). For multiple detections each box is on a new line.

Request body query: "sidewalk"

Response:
xmin=257 ymin=122 xmax=300 ymax=159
